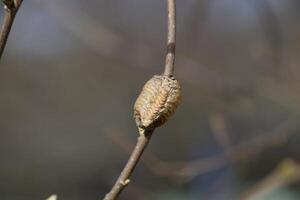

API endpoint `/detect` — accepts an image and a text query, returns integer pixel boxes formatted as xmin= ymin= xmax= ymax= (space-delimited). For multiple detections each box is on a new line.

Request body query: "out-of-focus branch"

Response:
xmin=241 ymin=159 xmax=300 ymax=200
xmin=106 ymin=129 xmax=225 ymax=183
xmin=209 ymin=112 xmax=231 ymax=151
xmin=107 ymin=119 xmax=299 ymax=183
xmin=46 ymin=194 xmax=57 ymax=200
xmin=36 ymin=0 xmax=232 ymax=93
xmin=190 ymin=120 xmax=299 ymax=180
xmin=0 ymin=0 xmax=23 ymax=60
xmin=164 ymin=0 xmax=176 ymax=77
xmin=253 ymin=0 xmax=283 ymax=71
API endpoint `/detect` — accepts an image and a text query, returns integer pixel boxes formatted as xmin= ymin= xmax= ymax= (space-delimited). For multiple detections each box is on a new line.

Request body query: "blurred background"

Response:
xmin=0 ymin=0 xmax=300 ymax=199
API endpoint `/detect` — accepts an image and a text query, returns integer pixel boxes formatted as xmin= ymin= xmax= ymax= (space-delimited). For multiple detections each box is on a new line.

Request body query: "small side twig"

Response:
xmin=0 ymin=0 xmax=23 ymax=60
xmin=103 ymin=1 xmax=177 ymax=200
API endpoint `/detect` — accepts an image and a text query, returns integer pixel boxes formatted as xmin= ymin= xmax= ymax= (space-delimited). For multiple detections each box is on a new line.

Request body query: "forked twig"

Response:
xmin=103 ymin=1 xmax=177 ymax=199
xmin=0 ymin=0 xmax=23 ymax=60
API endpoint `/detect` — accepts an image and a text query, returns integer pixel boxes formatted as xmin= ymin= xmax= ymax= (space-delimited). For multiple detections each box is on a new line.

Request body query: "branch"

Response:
xmin=0 ymin=0 xmax=23 ymax=60
xmin=104 ymin=1 xmax=177 ymax=199
xmin=164 ymin=0 xmax=176 ymax=77
xmin=103 ymin=131 xmax=153 ymax=200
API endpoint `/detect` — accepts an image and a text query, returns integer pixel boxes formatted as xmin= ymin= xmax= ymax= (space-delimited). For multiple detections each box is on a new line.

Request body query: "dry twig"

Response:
xmin=0 ymin=0 xmax=23 ymax=60
xmin=103 ymin=1 xmax=177 ymax=200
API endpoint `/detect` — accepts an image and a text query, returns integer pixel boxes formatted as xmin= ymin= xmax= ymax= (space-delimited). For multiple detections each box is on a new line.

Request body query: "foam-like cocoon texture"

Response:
xmin=134 ymin=75 xmax=181 ymax=132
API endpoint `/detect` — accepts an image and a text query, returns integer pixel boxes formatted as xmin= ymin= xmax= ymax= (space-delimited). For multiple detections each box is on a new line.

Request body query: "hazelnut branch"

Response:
xmin=0 ymin=0 xmax=23 ymax=60
xmin=103 ymin=1 xmax=177 ymax=199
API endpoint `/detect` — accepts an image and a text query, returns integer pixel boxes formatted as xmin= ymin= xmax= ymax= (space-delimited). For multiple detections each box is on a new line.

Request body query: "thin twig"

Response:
xmin=164 ymin=0 xmax=176 ymax=77
xmin=103 ymin=131 xmax=153 ymax=200
xmin=104 ymin=1 xmax=177 ymax=199
xmin=0 ymin=0 xmax=23 ymax=60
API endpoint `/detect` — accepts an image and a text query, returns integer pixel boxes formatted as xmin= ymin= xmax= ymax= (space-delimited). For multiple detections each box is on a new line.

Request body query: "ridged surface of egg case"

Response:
xmin=134 ymin=75 xmax=181 ymax=132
